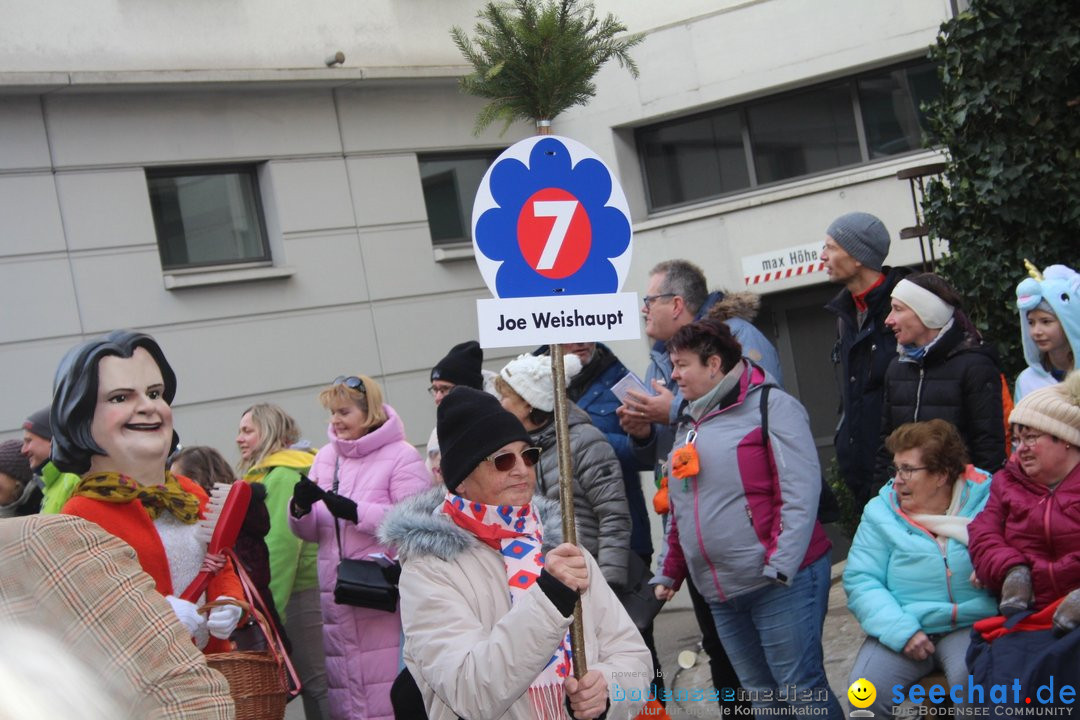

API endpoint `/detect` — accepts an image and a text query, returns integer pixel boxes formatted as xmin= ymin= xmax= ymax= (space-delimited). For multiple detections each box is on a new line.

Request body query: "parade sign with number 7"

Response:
xmin=472 ymin=135 xmax=640 ymax=348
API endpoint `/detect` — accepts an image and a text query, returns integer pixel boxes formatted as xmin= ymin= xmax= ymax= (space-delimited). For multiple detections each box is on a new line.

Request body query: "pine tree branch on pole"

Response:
xmin=451 ymin=0 xmax=642 ymax=680
xmin=451 ymin=0 xmax=642 ymax=134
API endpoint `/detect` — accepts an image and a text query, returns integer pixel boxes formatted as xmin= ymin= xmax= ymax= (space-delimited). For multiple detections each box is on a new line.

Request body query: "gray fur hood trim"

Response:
xmin=707 ymin=291 xmax=761 ymax=322
xmin=378 ymin=487 xmax=564 ymax=562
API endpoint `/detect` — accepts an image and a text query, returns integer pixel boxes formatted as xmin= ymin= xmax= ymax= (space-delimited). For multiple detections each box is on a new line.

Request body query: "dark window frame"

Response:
xmin=418 ymin=149 xmax=503 ymax=247
xmin=634 ymin=58 xmax=939 ymax=213
xmin=146 ymin=164 xmax=272 ymax=271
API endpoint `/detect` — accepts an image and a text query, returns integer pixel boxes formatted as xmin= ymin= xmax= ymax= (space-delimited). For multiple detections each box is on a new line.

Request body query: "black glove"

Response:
xmin=291 ymin=474 xmax=325 ymax=517
xmin=999 ymin=565 xmax=1034 ymax=616
xmin=323 ymin=491 xmax=359 ymax=524
xmin=1052 ymin=588 xmax=1080 ymax=635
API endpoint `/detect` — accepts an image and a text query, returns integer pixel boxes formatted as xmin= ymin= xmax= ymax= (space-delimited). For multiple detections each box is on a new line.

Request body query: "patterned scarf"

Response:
xmin=442 ymin=492 xmax=572 ymax=720
xmin=75 ymin=471 xmax=201 ymax=523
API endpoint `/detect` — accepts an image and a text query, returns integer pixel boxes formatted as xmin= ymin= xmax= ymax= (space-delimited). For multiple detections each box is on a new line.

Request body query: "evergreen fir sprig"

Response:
xmin=451 ymin=0 xmax=642 ymax=134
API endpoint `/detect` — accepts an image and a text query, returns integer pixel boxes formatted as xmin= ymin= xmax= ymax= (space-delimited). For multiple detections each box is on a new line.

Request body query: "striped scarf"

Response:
xmin=442 ymin=492 xmax=572 ymax=720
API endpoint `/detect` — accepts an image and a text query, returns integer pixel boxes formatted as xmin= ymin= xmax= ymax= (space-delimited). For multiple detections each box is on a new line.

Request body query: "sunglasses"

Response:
xmin=485 ymin=446 xmax=542 ymax=472
xmin=333 ymin=375 xmax=366 ymax=393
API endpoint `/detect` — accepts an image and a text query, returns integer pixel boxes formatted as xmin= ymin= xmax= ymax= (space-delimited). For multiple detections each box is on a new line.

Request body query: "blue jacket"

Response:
xmin=843 ymin=466 xmax=997 ymax=652
xmin=571 ymin=345 xmax=653 ymax=557
xmin=635 ymin=290 xmax=784 ymax=470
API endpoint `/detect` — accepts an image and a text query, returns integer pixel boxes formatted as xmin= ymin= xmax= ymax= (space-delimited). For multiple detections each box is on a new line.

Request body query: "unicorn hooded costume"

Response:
xmin=1015 ymin=264 xmax=1080 ymax=401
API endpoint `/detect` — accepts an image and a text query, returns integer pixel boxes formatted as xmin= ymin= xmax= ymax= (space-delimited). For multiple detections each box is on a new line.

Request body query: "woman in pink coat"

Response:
xmin=288 ymin=374 xmax=430 ymax=720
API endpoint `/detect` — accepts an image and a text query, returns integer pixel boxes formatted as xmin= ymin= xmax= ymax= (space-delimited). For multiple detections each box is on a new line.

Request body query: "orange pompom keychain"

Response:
xmin=670 ymin=443 xmax=700 ymax=479
xmin=652 ymin=476 xmax=670 ymax=515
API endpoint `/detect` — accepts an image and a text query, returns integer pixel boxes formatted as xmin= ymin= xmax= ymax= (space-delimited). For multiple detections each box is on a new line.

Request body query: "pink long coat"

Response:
xmin=289 ymin=405 xmax=431 ymax=720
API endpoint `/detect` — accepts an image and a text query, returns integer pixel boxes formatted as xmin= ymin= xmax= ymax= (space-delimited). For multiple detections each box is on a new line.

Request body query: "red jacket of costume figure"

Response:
xmin=968 ymin=456 xmax=1080 ymax=610
xmin=62 ymin=473 xmax=244 ymax=652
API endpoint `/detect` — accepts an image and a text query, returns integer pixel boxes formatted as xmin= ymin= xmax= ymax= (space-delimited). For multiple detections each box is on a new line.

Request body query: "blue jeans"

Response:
xmin=709 ymin=553 xmax=843 ymax=719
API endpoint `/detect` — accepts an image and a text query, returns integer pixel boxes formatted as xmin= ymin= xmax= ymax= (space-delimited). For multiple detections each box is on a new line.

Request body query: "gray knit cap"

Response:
xmin=826 ymin=212 xmax=890 ymax=272
xmin=0 ymin=439 xmax=32 ymax=489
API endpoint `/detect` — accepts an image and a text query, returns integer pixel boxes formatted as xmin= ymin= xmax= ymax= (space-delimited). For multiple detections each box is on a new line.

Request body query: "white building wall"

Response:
xmin=0 ymin=0 xmax=955 ymax=462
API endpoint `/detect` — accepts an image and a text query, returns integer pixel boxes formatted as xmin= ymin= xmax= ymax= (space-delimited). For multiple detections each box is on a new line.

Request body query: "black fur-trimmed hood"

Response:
xmin=378 ymin=487 xmax=564 ymax=562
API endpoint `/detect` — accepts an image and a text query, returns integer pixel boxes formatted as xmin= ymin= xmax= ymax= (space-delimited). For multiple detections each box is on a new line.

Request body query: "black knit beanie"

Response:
xmin=0 ymin=439 xmax=32 ymax=489
xmin=22 ymin=407 xmax=51 ymax=440
xmin=431 ymin=341 xmax=484 ymax=391
xmin=437 ymin=387 xmax=532 ymax=492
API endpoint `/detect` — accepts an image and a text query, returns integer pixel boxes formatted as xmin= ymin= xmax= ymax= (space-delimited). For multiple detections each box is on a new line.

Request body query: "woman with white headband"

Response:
xmin=872 ymin=272 xmax=1006 ymax=490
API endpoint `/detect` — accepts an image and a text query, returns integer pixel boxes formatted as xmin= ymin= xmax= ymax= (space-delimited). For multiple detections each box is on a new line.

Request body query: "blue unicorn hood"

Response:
xmin=1015 ymin=264 xmax=1080 ymax=400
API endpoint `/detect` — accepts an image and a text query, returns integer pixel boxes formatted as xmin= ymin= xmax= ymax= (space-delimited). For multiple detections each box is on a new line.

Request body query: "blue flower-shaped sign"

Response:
xmin=472 ymin=136 xmax=632 ymax=298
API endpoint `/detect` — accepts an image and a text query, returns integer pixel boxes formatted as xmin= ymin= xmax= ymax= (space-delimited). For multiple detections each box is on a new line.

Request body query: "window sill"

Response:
xmin=163 ymin=265 xmax=295 ymax=290
xmin=432 ymin=242 xmax=475 ymax=263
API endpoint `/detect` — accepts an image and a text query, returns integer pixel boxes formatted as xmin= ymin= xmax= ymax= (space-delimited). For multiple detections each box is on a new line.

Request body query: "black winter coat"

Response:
xmin=873 ymin=319 xmax=1006 ymax=487
xmin=825 ymin=266 xmax=909 ymax=508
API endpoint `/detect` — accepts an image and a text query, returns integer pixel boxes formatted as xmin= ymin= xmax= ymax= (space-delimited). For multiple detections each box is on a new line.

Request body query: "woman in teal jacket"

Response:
xmin=237 ymin=403 xmax=328 ymax=720
xmin=844 ymin=419 xmax=996 ymax=716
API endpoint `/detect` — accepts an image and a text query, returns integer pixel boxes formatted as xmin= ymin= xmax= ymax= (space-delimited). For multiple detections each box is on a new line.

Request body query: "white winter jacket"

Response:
xmin=380 ymin=489 xmax=651 ymax=720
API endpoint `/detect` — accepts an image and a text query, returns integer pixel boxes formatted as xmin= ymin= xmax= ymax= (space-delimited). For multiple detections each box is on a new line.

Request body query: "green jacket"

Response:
xmin=244 ymin=449 xmax=320 ymax=618
xmin=39 ymin=462 xmax=81 ymax=515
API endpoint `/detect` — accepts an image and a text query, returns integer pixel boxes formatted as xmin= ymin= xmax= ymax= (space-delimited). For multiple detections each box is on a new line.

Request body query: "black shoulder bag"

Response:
xmin=331 ymin=458 xmax=401 ymax=612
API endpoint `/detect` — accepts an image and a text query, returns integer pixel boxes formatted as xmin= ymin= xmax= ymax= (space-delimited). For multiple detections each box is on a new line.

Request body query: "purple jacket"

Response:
xmin=968 ymin=456 xmax=1080 ymax=610
xmin=289 ymin=405 xmax=431 ymax=720
xmin=654 ymin=361 xmax=831 ymax=603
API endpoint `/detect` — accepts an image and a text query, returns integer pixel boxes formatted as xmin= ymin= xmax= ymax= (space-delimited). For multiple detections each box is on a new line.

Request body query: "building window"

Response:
xmin=857 ymin=63 xmax=941 ymax=159
xmin=635 ymin=59 xmax=941 ymax=211
xmin=147 ymin=166 xmax=270 ymax=270
xmin=748 ymin=82 xmax=861 ymax=184
xmin=639 ymin=109 xmax=749 ymax=210
xmin=418 ymin=151 xmax=501 ymax=246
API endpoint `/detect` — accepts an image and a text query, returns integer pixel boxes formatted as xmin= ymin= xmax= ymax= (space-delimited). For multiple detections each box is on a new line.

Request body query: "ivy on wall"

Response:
xmin=923 ymin=0 xmax=1080 ymax=380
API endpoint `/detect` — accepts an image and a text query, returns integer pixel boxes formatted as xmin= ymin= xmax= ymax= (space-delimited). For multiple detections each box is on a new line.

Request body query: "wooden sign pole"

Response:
xmin=538 ymin=115 xmax=587 ymax=679
xmin=550 ymin=341 xmax=588 ymax=678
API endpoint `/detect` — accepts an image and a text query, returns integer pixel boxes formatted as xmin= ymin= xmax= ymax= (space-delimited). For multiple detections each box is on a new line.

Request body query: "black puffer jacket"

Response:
xmin=826 ymin=266 xmax=910 ymax=508
xmin=873 ymin=319 xmax=1006 ymax=487
xmin=532 ymin=405 xmax=630 ymax=590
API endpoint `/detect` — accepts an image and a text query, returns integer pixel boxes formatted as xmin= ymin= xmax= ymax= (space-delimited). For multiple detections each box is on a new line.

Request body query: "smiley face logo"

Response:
xmin=848 ymin=678 xmax=876 ymax=709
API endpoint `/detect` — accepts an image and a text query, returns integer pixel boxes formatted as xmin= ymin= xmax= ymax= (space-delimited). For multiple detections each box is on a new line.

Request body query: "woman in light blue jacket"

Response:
xmin=845 ymin=419 xmax=996 ymax=716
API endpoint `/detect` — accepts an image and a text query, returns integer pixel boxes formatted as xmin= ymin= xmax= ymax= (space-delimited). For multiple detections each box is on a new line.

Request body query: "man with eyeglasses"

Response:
xmin=425 ymin=341 xmax=489 ymax=484
xmin=616 ymin=258 xmax=780 ymax=710
xmin=618 ymin=259 xmax=782 ymax=437
xmin=429 ymin=340 xmax=486 ymax=406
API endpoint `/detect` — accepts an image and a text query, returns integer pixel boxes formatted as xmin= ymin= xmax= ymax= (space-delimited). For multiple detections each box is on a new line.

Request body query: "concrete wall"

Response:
xmin=0 ymin=82 xmax=534 ymax=455
xmin=0 ymin=0 xmax=870 ymax=74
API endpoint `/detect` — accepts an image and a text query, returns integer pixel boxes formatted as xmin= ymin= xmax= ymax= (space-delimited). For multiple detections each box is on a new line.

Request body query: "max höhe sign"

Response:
xmin=742 ymin=241 xmax=825 ymax=287
xmin=472 ymin=135 xmax=639 ymax=348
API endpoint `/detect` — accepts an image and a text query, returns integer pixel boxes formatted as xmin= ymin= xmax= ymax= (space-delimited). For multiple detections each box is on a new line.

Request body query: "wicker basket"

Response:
xmin=207 ymin=649 xmax=288 ymax=720
xmin=201 ymin=573 xmax=299 ymax=720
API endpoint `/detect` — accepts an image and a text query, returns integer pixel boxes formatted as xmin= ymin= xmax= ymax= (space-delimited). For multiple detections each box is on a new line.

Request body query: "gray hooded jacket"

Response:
xmin=531 ymin=405 xmax=630 ymax=590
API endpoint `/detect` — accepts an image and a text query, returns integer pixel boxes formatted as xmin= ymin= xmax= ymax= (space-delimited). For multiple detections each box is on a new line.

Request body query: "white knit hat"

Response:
xmin=1009 ymin=370 xmax=1080 ymax=446
xmin=499 ymin=353 xmax=582 ymax=412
